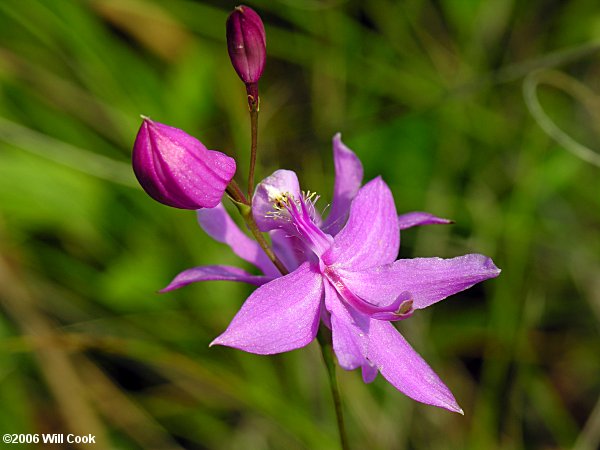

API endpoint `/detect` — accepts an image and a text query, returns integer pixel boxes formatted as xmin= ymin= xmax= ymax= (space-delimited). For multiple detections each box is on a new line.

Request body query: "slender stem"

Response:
xmin=226 ymin=179 xmax=249 ymax=205
xmin=318 ymin=326 xmax=349 ymax=450
xmin=247 ymin=103 xmax=259 ymax=198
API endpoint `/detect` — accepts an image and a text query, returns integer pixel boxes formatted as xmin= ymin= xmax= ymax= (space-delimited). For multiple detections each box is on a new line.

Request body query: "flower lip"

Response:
xmin=252 ymin=169 xmax=302 ymax=231
xmin=132 ymin=116 xmax=236 ymax=209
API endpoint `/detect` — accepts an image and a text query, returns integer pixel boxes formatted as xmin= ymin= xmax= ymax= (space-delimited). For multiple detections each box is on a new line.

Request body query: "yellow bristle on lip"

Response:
xmin=273 ymin=193 xmax=290 ymax=210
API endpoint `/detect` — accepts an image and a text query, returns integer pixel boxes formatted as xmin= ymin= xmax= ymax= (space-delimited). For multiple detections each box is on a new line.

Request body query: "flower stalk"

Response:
xmin=225 ymin=179 xmax=249 ymax=205
xmin=248 ymin=101 xmax=259 ymax=198
xmin=318 ymin=326 xmax=350 ymax=450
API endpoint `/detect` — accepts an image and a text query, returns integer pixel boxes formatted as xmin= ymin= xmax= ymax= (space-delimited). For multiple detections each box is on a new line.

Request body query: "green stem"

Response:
xmin=318 ymin=326 xmax=349 ymax=450
xmin=247 ymin=103 xmax=259 ymax=198
xmin=226 ymin=179 xmax=249 ymax=205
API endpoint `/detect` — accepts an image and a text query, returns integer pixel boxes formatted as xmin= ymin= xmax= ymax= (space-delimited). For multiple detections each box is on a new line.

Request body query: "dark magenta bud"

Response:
xmin=132 ymin=117 xmax=236 ymax=209
xmin=226 ymin=5 xmax=266 ymax=90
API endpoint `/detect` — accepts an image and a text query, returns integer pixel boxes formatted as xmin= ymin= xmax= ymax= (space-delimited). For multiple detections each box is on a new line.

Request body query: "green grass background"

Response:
xmin=0 ymin=0 xmax=599 ymax=449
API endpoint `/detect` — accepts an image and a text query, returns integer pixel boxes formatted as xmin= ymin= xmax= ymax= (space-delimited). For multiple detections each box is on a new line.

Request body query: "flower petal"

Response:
xmin=211 ymin=262 xmax=323 ymax=354
xmin=324 ymin=266 xmax=413 ymax=320
xmin=322 ymin=134 xmax=363 ymax=235
xmin=336 ymin=254 xmax=500 ymax=310
xmin=368 ymin=320 xmax=463 ymax=413
xmin=398 ymin=211 xmax=452 ymax=230
xmin=324 ymin=281 xmax=369 ymax=371
xmin=323 ymin=177 xmax=399 ymax=270
xmin=252 ymin=170 xmax=302 ymax=232
xmin=361 ymin=363 xmax=378 ymax=383
xmin=270 ymin=230 xmax=303 ymax=271
xmin=197 ymin=204 xmax=278 ymax=276
xmin=160 ymin=265 xmax=272 ymax=292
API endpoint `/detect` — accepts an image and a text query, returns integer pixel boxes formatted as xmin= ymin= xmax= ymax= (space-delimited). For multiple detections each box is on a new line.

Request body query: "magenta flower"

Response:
xmin=132 ymin=117 xmax=236 ymax=209
xmin=162 ymin=135 xmax=500 ymax=412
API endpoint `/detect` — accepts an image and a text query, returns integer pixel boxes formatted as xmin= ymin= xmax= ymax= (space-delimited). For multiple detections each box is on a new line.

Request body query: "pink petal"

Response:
xmin=322 ymin=134 xmax=364 ymax=235
xmin=323 ymin=177 xmax=399 ymax=270
xmin=398 ymin=211 xmax=452 ymax=230
xmin=160 ymin=265 xmax=272 ymax=292
xmin=197 ymin=204 xmax=278 ymax=276
xmin=252 ymin=170 xmax=302 ymax=232
xmin=324 ymin=282 xmax=368 ymax=371
xmin=336 ymin=254 xmax=500 ymax=311
xmin=211 ymin=262 xmax=323 ymax=355
xmin=361 ymin=364 xmax=378 ymax=383
xmin=270 ymin=230 xmax=303 ymax=271
xmin=324 ymin=266 xmax=413 ymax=320
xmin=368 ymin=320 xmax=463 ymax=413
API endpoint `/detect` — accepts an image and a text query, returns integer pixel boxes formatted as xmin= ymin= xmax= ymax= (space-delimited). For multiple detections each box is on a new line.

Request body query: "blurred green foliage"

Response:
xmin=0 ymin=0 xmax=599 ymax=449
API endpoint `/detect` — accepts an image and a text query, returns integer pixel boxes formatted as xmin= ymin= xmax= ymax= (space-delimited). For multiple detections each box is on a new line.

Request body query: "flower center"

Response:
xmin=268 ymin=191 xmax=333 ymax=257
xmin=323 ymin=266 xmax=414 ymax=321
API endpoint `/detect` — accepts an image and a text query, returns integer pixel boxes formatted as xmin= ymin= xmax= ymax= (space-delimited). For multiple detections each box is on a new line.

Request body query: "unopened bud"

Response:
xmin=226 ymin=5 xmax=266 ymax=101
xmin=132 ymin=117 xmax=236 ymax=209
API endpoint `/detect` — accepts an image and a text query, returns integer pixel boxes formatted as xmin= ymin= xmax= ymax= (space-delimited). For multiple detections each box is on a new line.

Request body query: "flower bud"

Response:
xmin=226 ymin=5 xmax=266 ymax=90
xmin=132 ymin=117 xmax=236 ymax=209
